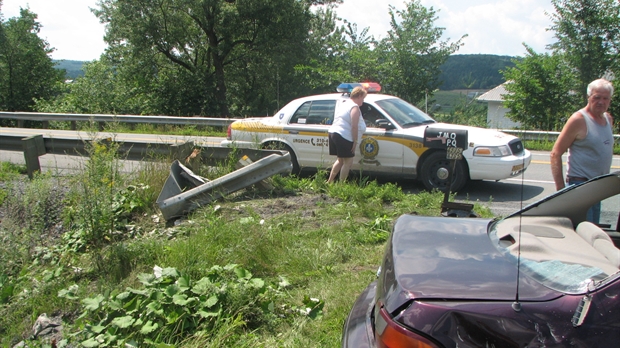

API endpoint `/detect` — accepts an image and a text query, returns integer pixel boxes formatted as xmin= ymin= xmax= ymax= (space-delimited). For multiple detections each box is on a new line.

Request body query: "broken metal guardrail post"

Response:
xmin=22 ymin=135 xmax=46 ymax=179
xmin=156 ymin=151 xmax=292 ymax=221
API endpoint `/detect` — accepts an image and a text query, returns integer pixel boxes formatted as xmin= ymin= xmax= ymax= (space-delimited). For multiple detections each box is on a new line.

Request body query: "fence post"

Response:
xmin=22 ymin=135 xmax=46 ymax=179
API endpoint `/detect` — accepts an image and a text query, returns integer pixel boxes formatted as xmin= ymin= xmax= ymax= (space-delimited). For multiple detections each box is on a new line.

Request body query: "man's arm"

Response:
xmin=550 ymin=113 xmax=584 ymax=190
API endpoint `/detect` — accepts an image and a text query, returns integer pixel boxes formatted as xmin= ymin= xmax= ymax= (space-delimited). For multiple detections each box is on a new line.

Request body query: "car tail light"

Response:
xmin=375 ymin=305 xmax=440 ymax=348
xmin=226 ymin=124 xmax=232 ymax=140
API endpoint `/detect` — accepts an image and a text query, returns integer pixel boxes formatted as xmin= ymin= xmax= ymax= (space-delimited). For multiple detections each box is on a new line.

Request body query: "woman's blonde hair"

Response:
xmin=350 ymin=86 xmax=368 ymax=99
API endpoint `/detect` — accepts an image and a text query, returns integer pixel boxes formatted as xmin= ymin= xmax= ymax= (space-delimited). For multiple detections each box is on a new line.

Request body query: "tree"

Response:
xmin=503 ymin=46 xmax=579 ymax=130
xmin=35 ymin=57 xmax=154 ymax=115
xmin=293 ymin=6 xmax=369 ymax=95
xmin=94 ymin=0 xmax=315 ymax=116
xmin=377 ymin=0 xmax=465 ymax=105
xmin=500 ymin=0 xmax=620 ymax=129
xmin=549 ymin=0 xmax=620 ymax=104
xmin=0 ymin=7 xmax=64 ymax=114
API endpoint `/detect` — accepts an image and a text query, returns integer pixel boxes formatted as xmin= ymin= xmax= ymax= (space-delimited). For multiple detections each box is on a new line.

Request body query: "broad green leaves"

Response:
xmin=64 ymin=264 xmax=322 ymax=346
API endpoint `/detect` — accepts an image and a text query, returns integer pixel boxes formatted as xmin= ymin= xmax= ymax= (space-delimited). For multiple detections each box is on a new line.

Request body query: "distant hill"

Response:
xmin=53 ymin=60 xmax=86 ymax=79
xmin=438 ymin=54 xmax=517 ymax=90
xmin=53 ymin=55 xmax=517 ymax=89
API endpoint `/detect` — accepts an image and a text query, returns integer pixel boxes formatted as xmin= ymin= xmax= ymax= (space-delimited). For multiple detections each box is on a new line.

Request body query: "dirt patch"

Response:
xmin=222 ymin=191 xmax=339 ymax=221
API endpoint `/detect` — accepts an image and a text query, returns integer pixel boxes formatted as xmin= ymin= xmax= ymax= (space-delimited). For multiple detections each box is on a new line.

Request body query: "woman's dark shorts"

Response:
xmin=329 ymin=132 xmax=355 ymax=158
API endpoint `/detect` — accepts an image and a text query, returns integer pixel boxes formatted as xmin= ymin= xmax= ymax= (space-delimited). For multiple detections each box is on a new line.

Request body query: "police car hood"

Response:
xmin=402 ymin=122 xmax=518 ymax=147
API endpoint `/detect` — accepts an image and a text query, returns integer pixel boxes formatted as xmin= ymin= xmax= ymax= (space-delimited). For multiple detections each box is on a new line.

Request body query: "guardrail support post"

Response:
xmin=22 ymin=135 xmax=46 ymax=179
xmin=170 ymin=142 xmax=195 ymax=162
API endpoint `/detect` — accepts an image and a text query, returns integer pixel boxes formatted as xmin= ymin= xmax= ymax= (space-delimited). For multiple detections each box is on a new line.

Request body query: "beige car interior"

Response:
xmin=495 ymin=216 xmax=620 ymax=276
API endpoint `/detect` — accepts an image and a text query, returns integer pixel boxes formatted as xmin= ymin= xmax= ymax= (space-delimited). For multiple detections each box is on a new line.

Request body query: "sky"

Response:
xmin=1 ymin=0 xmax=556 ymax=61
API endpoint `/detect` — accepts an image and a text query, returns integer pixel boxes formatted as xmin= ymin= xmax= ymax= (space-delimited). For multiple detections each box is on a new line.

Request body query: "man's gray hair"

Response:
xmin=587 ymin=78 xmax=614 ymax=97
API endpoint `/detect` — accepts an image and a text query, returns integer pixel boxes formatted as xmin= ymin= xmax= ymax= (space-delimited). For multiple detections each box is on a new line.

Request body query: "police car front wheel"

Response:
xmin=419 ymin=151 xmax=467 ymax=192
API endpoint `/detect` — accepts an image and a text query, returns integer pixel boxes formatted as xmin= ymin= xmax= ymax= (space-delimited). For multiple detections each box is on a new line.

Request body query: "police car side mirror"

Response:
xmin=376 ymin=119 xmax=396 ymax=130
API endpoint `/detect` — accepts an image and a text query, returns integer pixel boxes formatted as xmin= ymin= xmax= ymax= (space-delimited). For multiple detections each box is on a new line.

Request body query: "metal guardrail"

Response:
xmin=0 ymin=111 xmax=240 ymax=128
xmin=500 ymin=129 xmax=560 ymax=141
xmin=4 ymin=111 xmax=620 ymax=143
xmin=501 ymin=129 xmax=620 ymax=143
xmin=0 ymin=132 xmax=286 ymax=178
xmin=157 ymin=154 xmax=292 ymax=220
xmin=0 ymin=133 xmax=195 ymax=160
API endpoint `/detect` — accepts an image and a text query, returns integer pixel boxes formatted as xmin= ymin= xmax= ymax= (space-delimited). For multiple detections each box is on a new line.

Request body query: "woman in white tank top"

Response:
xmin=327 ymin=87 xmax=368 ymax=183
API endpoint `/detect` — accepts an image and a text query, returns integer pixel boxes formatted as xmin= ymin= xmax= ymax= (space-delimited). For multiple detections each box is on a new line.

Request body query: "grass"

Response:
xmin=0 ymin=162 xmax=27 ymax=206
xmin=0 ymin=144 xmax=493 ymax=347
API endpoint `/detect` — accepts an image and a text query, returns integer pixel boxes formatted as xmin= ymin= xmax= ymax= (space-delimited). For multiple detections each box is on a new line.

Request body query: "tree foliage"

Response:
xmin=36 ymin=57 xmax=153 ymax=115
xmin=377 ymin=0 xmax=465 ymax=105
xmin=20 ymin=0 xmax=467 ymax=120
xmin=293 ymin=8 xmax=381 ymax=96
xmin=0 ymin=7 xmax=64 ymax=113
xmin=503 ymin=0 xmax=620 ymax=129
xmin=93 ymin=0 xmax=314 ymax=116
xmin=549 ymin=0 xmax=620 ymax=102
xmin=503 ymin=46 xmax=579 ymax=130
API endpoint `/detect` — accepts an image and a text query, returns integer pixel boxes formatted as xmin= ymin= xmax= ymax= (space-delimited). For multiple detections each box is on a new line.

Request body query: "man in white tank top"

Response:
xmin=551 ymin=78 xmax=614 ymax=224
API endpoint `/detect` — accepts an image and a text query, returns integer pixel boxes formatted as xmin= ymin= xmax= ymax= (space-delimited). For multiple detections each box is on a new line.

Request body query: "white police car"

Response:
xmin=222 ymin=83 xmax=531 ymax=192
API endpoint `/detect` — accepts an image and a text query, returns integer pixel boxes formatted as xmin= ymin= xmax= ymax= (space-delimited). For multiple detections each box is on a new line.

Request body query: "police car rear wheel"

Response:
xmin=420 ymin=151 xmax=467 ymax=192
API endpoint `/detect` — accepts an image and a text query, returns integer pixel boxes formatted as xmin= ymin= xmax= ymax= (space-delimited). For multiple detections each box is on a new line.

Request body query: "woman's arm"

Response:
xmin=350 ymin=106 xmax=361 ymax=152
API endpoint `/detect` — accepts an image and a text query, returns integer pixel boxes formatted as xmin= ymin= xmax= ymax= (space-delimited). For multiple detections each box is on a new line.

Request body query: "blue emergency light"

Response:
xmin=336 ymin=82 xmax=382 ymax=93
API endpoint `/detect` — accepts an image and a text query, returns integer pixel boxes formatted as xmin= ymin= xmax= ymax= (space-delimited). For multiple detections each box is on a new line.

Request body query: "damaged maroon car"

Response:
xmin=342 ymin=172 xmax=620 ymax=347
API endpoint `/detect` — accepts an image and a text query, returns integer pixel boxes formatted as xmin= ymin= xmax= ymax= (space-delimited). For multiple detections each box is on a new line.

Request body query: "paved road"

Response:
xmin=459 ymin=151 xmax=620 ymax=224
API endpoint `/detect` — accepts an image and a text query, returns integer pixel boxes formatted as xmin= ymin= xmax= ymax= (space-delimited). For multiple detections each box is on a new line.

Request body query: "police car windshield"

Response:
xmin=375 ymin=98 xmax=435 ymax=128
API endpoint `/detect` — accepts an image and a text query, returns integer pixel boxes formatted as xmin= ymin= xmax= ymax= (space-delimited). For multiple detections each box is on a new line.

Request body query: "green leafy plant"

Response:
xmin=0 ymin=161 xmax=27 ymax=182
xmin=0 ymin=145 xmax=495 ymax=346
xmin=0 ymin=274 xmax=15 ymax=305
xmin=64 ymin=264 xmax=321 ymax=347
xmin=112 ymin=184 xmax=150 ymax=224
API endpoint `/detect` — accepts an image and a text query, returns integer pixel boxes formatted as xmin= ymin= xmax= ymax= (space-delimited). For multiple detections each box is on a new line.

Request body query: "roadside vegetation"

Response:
xmin=0 ymin=138 xmax=493 ymax=347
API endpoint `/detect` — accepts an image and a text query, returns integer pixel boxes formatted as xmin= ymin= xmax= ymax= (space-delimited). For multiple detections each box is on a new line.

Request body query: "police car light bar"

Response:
xmin=336 ymin=82 xmax=382 ymax=93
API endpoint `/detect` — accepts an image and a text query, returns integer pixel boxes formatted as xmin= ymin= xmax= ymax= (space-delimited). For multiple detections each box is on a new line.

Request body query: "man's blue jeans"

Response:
xmin=568 ymin=178 xmax=601 ymax=224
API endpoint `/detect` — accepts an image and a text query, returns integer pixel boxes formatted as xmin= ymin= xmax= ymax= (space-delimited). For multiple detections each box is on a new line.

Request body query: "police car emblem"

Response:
xmin=359 ymin=137 xmax=380 ymax=166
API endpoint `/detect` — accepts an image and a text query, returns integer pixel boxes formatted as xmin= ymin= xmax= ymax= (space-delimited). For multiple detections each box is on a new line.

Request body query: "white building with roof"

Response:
xmin=476 ymin=82 xmax=520 ymax=129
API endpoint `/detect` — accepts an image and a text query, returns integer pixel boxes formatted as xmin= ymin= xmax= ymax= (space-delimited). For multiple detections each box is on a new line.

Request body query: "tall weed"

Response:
xmin=1 ymin=172 xmax=66 ymax=277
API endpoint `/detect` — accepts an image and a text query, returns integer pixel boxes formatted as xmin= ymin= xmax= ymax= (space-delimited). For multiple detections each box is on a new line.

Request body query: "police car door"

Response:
xmin=285 ymin=100 xmax=335 ymax=169
xmin=354 ymin=103 xmax=404 ymax=175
